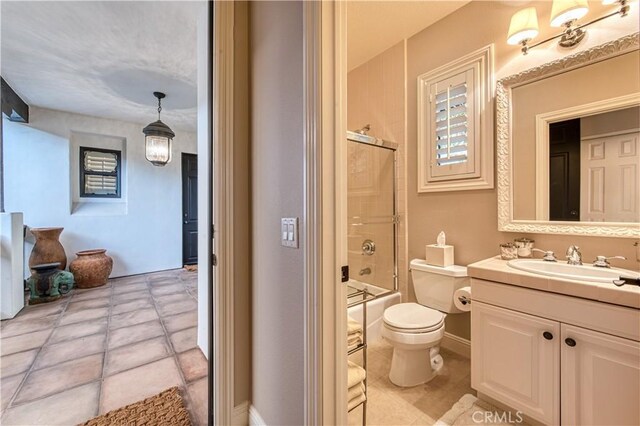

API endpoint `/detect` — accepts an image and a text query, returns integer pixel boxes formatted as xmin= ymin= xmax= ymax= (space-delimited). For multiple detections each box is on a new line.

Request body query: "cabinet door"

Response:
xmin=561 ymin=324 xmax=640 ymax=425
xmin=471 ymin=302 xmax=559 ymax=425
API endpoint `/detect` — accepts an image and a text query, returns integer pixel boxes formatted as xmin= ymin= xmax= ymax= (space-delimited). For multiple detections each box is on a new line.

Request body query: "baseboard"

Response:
xmin=232 ymin=401 xmax=250 ymax=425
xmin=441 ymin=332 xmax=471 ymax=358
xmin=249 ymin=404 xmax=266 ymax=426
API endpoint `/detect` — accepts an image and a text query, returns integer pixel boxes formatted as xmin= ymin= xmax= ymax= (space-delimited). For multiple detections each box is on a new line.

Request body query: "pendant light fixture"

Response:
xmin=143 ymin=92 xmax=175 ymax=166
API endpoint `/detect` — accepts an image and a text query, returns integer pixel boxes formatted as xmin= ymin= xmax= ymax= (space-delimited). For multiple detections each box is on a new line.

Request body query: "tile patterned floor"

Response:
xmin=0 ymin=269 xmax=208 ymax=426
xmin=349 ymin=340 xmax=475 ymax=425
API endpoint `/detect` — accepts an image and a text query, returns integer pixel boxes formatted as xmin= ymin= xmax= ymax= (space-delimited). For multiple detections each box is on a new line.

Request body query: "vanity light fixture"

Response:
xmin=142 ymin=92 xmax=175 ymax=167
xmin=507 ymin=7 xmax=540 ymax=47
xmin=507 ymin=0 xmax=631 ymax=55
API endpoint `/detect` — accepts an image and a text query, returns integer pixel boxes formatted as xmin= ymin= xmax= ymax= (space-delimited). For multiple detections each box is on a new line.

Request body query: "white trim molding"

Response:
xmin=417 ymin=44 xmax=495 ymax=193
xmin=534 ymin=93 xmax=640 ymax=220
xmin=441 ymin=332 xmax=471 ymax=359
xmin=308 ymin=2 xmax=349 ymax=425
xmin=303 ymin=2 xmax=322 ymax=425
xmin=232 ymin=401 xmax=250 ymax=426
xmin=248 ymin=405 xmax=267 ymax=426
xmin=212 ymin=2 xmax=235 ymax=424
xmin=496 ymin=32 xmax=640 ymax=238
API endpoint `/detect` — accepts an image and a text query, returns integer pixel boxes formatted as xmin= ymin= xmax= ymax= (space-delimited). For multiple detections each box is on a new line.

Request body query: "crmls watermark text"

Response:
xmin=472 ymin=410 xmax=524 ymax=424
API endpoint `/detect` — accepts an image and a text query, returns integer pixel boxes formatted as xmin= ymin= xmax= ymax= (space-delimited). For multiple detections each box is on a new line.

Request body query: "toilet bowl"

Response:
xmin=382 ymin=260 xmax=469 ymax=387
xmin=382 ymin=302 xmax=446 ymax=386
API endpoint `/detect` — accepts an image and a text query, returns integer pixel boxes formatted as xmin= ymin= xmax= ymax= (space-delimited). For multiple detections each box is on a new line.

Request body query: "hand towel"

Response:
xmin=347 ymin=382 xmax=365 ymax=402
xmin=347 ymin=360 xmax=366 ymax=389
xmin=347 ymin=392 xmax=367 ymax=411
xmin=347 ymin=341 xmax=362 ymax=352
xmin=347 ymin=316 xmax=363 ymax=335
xmin=347 ymin=334 xmax=363 ymax=351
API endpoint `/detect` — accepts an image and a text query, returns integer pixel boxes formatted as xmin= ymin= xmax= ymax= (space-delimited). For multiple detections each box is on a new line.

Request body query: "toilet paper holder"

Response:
xmin=457 ymin=295 xmax=471 ymax=305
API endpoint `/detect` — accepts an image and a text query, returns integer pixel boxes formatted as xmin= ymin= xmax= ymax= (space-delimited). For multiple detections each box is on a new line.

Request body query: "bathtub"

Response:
xmin=347 ymin=280 xmax=401 ymax=344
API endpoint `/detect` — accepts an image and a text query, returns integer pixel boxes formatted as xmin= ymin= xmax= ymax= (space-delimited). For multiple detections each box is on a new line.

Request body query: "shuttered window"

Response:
xmin=417 ymin=45 xmax=493 ymax=193
xmin=428 ymin=69 xmax=476 ymax=179
xmin=80 ymin=147 xmax=121 ymax=198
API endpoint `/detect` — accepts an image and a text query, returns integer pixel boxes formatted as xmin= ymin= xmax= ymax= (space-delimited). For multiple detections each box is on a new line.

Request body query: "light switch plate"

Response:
xmin=281 ymin=217 xmax=299 ymax=248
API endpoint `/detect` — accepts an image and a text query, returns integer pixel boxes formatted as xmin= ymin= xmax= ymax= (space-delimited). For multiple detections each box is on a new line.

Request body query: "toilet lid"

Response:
xmin=383 ymin=303 xmax=444 ymax=331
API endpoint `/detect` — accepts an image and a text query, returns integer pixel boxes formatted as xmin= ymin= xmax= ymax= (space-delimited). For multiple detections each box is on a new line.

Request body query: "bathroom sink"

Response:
xmin=507 ymin=259 xmax=640 ymax=284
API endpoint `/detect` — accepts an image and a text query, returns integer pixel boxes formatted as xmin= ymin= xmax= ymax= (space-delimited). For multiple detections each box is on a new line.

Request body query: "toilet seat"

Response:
xmin=383 ymin=303 xmax=444 ymax=333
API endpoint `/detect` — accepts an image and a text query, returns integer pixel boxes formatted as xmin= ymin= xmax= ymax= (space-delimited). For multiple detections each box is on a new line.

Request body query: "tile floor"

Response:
xmin=348 ymin=340 xmax=475 ymax=425
xmin=0 ymin=269 xmax=208 ymax=426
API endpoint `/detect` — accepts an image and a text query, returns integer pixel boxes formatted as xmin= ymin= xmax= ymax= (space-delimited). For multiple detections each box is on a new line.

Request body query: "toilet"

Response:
xmin=381 ymin=259 xmax=469 ymax=387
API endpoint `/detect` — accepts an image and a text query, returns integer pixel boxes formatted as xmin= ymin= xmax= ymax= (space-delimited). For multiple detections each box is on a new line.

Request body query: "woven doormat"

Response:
xmin=80 ymin=387 xmax=191 ymax=426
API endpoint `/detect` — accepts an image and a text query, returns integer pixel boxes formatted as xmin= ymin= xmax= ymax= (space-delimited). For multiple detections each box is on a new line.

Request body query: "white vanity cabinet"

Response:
xmin=472 ymin=302 xmax=560 ymax=425
xmin=561 ymin=324 xmax=640 ymax=426
xmin=470 ymin=278 xmax=640 ymax=426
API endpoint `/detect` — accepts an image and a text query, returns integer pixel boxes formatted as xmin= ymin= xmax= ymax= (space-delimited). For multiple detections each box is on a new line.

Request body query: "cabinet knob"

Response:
xmin=565 ymin=338 xmax=577 ymax=347
xmin=543 ymin=331 xmax=554 ymax=340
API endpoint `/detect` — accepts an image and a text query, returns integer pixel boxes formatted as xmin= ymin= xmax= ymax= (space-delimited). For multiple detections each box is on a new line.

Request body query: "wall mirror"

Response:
xmin=497 ymin=33 xmax=640 ymax=237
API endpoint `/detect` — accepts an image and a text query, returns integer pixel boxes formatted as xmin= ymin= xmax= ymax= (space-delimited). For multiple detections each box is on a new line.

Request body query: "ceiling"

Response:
xmin=1 ymin=1 xmax=205 ymax=132
xmin=347 ymin=1 xmax=471 ymax=71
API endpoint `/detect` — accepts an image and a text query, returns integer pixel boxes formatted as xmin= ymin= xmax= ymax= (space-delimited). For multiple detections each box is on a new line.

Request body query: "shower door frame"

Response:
xmin=346 ymin=134 xmax=399 ymax=296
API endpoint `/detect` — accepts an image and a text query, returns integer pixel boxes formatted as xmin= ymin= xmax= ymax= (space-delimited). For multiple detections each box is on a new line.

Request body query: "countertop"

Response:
xmin=468 ymin=256 xmax=640 ymax=309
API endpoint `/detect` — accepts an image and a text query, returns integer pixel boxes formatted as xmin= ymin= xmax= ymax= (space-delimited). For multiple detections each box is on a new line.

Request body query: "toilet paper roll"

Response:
xmin=454 ymin=287 xmax=472 ymax=312
xmin=431 ymin=354 xmax=444 ymax=373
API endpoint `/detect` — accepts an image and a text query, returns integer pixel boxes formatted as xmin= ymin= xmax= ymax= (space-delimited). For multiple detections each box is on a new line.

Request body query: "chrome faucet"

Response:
xmin=532 ymin=248 xmax=557 ymax=262
xmin=359 ymin=267 xmax=371 ymax=276
xmin=593 ymin=255 xmax=627 ymax=268
xmin=566 ymin=245 xmax=583 ymax=265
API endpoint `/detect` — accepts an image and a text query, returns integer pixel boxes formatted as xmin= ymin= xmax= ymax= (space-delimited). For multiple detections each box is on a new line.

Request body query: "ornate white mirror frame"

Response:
xmin=496 ymin=32 xmax=640 ymax=238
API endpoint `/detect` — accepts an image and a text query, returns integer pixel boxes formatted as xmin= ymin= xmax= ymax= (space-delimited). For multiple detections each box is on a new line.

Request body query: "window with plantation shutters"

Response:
xmin=430 ymin=69 xmax=475 ymax=178
xmin=417 ymin=45 xmax=494 ymax=193
xmin=80 ymin=147 xmax=121 ymax=198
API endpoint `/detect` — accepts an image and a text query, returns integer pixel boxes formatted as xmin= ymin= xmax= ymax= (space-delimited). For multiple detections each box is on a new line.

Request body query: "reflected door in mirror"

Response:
xmin=580 ymin=132 xmax=639 ymax=222
xmin=549 ymin=119 xmax=581 ymax=221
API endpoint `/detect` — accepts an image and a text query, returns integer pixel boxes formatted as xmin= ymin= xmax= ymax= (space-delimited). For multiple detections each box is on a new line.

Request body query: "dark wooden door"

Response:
xmin=182 ymin=153 xmax=198 ymax=265
xmin=549 ymin=119 xmax=581 ymax=221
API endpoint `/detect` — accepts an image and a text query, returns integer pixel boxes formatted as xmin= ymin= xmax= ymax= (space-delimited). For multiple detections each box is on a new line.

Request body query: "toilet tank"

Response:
xmin=410 ymin=259 xmax=469 ymax=314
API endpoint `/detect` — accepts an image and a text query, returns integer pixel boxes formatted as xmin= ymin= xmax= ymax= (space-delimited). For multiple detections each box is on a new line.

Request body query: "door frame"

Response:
xmin=303 ymin=2 xmax=349 ymax=425
xmin=210 ymin=1 xmax=236 ymax=425
xmin=181 ymin=152 xmax=198 ymax=266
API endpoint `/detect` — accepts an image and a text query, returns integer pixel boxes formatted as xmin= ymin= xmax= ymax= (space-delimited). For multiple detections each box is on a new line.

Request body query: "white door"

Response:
xmin=580 ymin=132 xmax=640 ymax=222
xmin=561 ymin=324 xmax=640 ymax=426
xmin=471 ymin=302 xmax=560 ymax=425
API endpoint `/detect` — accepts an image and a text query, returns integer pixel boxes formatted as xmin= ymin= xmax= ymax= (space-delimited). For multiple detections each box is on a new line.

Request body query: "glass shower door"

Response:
xmin=347 ymin=139 xmax=397 ymax=295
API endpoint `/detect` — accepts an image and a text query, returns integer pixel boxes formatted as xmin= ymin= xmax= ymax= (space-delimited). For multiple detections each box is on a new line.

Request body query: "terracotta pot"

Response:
xmin=69 ymin=249 xmax=113 ymax=288
xmin=29 ymin=227 xmax=67 ymax=270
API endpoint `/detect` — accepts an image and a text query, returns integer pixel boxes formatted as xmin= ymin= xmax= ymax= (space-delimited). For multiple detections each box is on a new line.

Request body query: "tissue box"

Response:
xmin=425 ymin=244 xmax=454 ymax=267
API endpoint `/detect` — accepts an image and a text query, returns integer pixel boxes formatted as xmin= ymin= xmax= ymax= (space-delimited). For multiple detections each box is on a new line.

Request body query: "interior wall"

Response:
xmin=581 ymin=106 xmax=640 ymax=137
xmin=405 ymin=1 xmax=639 ymax=340
xmin=250 ymin=1 xmax=305 ymax=424
xmin=348 ymin=1 xmax=639 ymax=341
xmin=3 ymin=107 xmax=196 ymax=278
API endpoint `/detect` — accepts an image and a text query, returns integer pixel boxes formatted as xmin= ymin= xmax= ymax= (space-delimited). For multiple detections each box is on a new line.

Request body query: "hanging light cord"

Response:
xmin=157 ymin=97 xmax=162 ymax=120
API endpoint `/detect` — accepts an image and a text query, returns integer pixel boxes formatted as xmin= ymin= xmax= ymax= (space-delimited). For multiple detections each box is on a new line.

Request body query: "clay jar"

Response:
xmin=29 ymin=227 xmax=67 ymax=270
xmin=69 ymin=249 xmax=113 ymax=288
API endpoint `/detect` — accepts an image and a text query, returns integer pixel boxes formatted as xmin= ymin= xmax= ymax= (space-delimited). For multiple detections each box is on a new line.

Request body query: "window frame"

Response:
xmin=79 ymin=146 xmax=122 ymax=198
xmin=428 ymin=68 xmax=477 ymax=180
xmin=417 ymin=44 xmax=494 ymax=193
